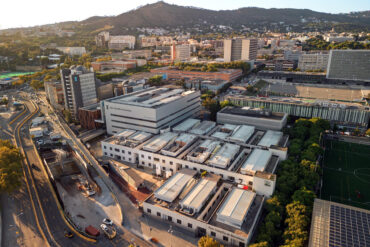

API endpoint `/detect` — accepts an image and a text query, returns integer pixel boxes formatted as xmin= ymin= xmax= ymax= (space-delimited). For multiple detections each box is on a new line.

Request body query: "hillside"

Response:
xmin=79 ymin=1 xmax=370 ymax=33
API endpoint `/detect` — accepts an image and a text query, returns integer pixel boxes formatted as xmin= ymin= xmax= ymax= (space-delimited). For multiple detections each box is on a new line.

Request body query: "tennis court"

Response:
xmin=321 ymin=139 xmax=370 ymax=210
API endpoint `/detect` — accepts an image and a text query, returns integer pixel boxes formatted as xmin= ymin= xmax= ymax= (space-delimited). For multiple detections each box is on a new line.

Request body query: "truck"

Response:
xmin=85 ymin=225 xmax=100 ymax=237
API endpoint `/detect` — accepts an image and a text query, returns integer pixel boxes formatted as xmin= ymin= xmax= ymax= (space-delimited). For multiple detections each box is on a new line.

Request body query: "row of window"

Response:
xmin=146 ymin=208 xmax=243 ymax=245
xmin=103 ymin=145 xmax=132 ymax=155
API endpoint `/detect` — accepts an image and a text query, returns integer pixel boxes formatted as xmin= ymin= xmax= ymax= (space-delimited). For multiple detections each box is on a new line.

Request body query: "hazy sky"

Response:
xmin=1 ymin=0 xmax=369 ymax=29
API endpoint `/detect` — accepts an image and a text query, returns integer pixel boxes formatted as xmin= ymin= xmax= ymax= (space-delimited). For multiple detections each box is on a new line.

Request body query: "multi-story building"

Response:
xmin=91 ymin=60 xmax=137 ymax=72
xmin=226 ymin=95 xmax=370 ymax=130
xmin=101 ymin=119 xmax=288 ymax=194
xmin=44 ymin=81 xmax=64 ymax=108
xmin=78 ymin=104 xmax=103 ymax=130
xmin=108 ymin=35 xmax=136 ymax=50
xmin=284 ymin=50 xmax=303 ymax=61
xmin=121 ymin=50 xmax=152 ymax=59
xmin=224 ymin=38 xmax=257 ymax=62
xmin=140 ymin=36 xmax=157 ymax=47
xmin=56 ymin=47 xmax=86 ymax=56
xmin=95 ymin=31 xmax=110 ymax=47
xmin=298 ymin=53 xmax=329 ymax=71
xmin=326 ymin=50 xmax=370 ymax=82
xmin=100 ymin=87 xmax=201 ymax=134
xmin=171 ymin=44 xmax=191 ymax=61
xmin=151 ymin=67 xmax=242 ymax=82
xmin=60 ymin=66 xmax=98 ymax=118
xmin=217 ymin=106 xmax=288 ymax=131
xmin=264 ymin=60 xmax=296 ymax=71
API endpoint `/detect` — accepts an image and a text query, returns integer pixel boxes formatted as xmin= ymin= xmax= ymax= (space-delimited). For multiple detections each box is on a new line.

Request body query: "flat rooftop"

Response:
xmin=105 ymin=87 xmax=196 ymax=108
xmin=189 ymin=121 xmax=216 ymax=135
xmin=106 ymin=129 xmax=153 ymax=148
xmin=211 ymin=124 xmax=238 ymax=139
xmin=173 ymin=118 xmax=200 ymax=132
xmin=228 ymin=125 xmax=255 ymax=143
xmin=160 ymin=133 xmax=197 ymax=157
xmin=219 ymin=106 xmax=286 ymax=120
xmin=207 ymin=143 xmax=240 ymax=169
xmin=187 ymin=139 xmax=220 ymax=164
xmin=143 ymin=132 xmax=178 ymax=153
xmin=154 ymin=169 xmax=197 ymax=203
xmin=241 ymin=149 xmax=272 ymax=174
xmin=216 ymin=188 xmax=256 ymax=229
xmin=258 ymin=130 xmax=283 ymax=147
xmin=180 ymin=175 xmax=220 ymax=214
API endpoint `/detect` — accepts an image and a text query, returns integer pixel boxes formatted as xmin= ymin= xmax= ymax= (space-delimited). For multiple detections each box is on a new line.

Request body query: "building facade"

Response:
xmin=298 ymin=53 xmax=329 ymax=71
xmin=326 ymin=50 xmax=370 ymax=82
xmin=44 ymin=81 xmax=64 ymax=108
xmin=108 ymin=35 xmax=136 ymax=50
xmin=224 ymin=39 xmax=258 ymax=62
xmin=60 ymin=66 xmax=98 ymax=118
xmin=171 ymin=44 xmax=191 ymax=61
xmin=100 ymin=87 xmax=201 ymax=134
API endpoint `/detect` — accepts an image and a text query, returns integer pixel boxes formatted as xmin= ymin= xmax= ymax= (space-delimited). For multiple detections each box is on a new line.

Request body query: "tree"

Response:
xmin=30 ymin=79 xmax=43 ymax=90
xmin=198 ymin=236 xmax=223 ymax=247
xmin=249 ymin=242 xmax=269 ymax=247
xmin=63 ymin=109 xmax=72 ymax=123
xmin=220 ymin=100 xmax=233 ymax=109
xmin=366 ymin=128 xmax=370 ymax=137
xmin=147 ymin=75 xmax=164 ymax=87
xmin=0 ymin=140 xmax=23 ymax=193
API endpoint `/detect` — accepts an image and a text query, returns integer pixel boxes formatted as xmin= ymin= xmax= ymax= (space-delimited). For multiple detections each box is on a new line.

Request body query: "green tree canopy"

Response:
xmin=198 ymin=236 xmax=223 ymax=247
xmin=0 ymin=140 xmax=23 ymax=193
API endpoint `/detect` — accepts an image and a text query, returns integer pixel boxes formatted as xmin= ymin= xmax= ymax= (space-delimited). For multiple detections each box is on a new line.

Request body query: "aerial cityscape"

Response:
xmin=0 ymin=1 xmax=369 ymax=247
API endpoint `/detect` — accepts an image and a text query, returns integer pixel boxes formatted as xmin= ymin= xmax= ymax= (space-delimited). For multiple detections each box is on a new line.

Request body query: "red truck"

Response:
xmin=85 ymin=225 xmax=100 ymax=237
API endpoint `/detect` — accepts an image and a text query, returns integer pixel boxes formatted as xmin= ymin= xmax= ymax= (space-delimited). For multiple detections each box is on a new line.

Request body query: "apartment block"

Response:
xmin=224 ymin=38 xmax=258 ymax=62
xmin=44 ymin=81 xmax=64 ymax=108
xmin=171 ymin=44 xmax=191 ymax=61
xmin=298 ymin=53 xmax=329 ymax=71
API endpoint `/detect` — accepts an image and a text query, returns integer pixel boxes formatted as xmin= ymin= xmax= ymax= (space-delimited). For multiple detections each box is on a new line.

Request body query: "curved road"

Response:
xmin=13 ymin=100 xmax=128 ymax=247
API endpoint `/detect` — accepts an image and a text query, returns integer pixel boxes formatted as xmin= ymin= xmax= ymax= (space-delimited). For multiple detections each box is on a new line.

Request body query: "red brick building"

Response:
xmin=78 ymin=104 xmax=103 ymax=130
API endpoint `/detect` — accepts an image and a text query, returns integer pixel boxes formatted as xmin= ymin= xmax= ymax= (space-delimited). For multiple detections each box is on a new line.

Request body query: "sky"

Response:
xmin=1 ymin=0 xmax=369 ymax=30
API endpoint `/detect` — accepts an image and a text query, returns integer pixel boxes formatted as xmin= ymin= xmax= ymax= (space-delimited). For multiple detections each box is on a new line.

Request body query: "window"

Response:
xmin=162 ymin=167 xmax=166 ymax=171
xmin=239 ymin=242 xmax=245 ymax=247
xmin=168 ymin=216 xmax=172 ymax=222
xmin=110 ymin=154 xmax=113 ymax=157
xmin=223 ymin=236 xmax=228 ymax=242
xmin=141 ymin=154 xmax=144 ymax=158
xmin=162 ymin=159 xmax=165 ymax=163
xmin=147 ymin=208 xmax=151 ymax=213
xmin=170 ymin=168 xmax=173 ymax=172
xmin=193 ymin=167 xmax=197 ymax=171
xmin=211 ymin=232 xmax=216 ymax=237
xmin=109 ymin=147 xmax=112 ymax=150
xmin=114 ymin=148 xmax=119 ymax=152
xmin=148 ymin=163 xmax=151 ymax=167
xmin=129 ymin=158 xmax=131 ymax=161
xmin=170 ymin=161 xmax=173 ymax=165
xmin=104 ymin=152 xmax=107 ymax=155
xmin=148 ymin=156 xmax=151 ymax=160
xmin=154 ymin=158 xmax=160 ymax=162
xmin=185 ymin=165 xmax=189 ymax=168
xmin=177 ymin=219 xmax=182 ymax=224
xmin=128 ymin=151 xmax=131 ymax=155
xmin=157 ymin=212 xmax=161 ymax=217
xmin=188 ymin=223 xmax=192 ymax=228
xmin=122 ymin=150 xmax=125 ymax=154
xmin=142 ymin=161 xmax=145 ymax=165
xmin=122 ymin=157 xmax=125 ymax=161
xmin=103 ymin=146 xmax=106 ymax=149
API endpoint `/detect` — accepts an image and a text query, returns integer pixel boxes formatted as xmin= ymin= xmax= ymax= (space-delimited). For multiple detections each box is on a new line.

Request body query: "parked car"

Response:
xmin=103 ymin=218 xmax=113 ymax=226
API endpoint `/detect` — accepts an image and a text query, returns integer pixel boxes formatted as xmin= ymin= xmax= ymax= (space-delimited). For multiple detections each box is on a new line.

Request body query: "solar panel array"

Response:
xmin=329 ymin=205 xmax=370 ymax=247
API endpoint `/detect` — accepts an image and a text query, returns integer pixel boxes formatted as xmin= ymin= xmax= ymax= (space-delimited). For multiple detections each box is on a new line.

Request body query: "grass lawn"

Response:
xmin=321 ymin=139 xmax=370 ymax=210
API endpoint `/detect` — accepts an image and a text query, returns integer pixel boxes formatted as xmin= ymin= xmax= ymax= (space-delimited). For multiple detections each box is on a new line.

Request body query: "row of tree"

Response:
xmin=303 ymin=36 xmax=370 ymax=51
xmin=250 ymin=118 xmax=330 ymax=247
xmin=0 ymin=140 xmax=23 ymax=194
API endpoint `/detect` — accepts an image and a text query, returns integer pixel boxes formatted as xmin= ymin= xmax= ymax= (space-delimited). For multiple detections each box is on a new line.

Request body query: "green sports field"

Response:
xmin=321 ymin=139 xmax=370 ymax=210
xmin=0 ymin=72 xmax=34 ymax=79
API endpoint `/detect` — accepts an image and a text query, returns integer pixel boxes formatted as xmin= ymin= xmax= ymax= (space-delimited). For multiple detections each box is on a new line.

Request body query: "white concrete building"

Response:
xmin=100 ymin=87 xmax=201 ymax=135
xmin=108 ymin=35 xmax=136 ymax=50
xmin=298 ymin=53 xmax=329 ymax=71
xmin=171 ymin=44 xmax=191 ymax=61
xmin=101 ymin=119 xmax=288 ymax=197
xmin=224 ymin=38 xmax=258 ymax=62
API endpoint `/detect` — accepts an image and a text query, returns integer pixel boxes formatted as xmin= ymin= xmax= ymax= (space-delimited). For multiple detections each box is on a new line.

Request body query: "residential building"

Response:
xmin=95 ymin=31 xmax=110 ymax=47
xmin=226 ymin=95 xmax=370 ymax=130
xmin=108 ymin=35 xmax=136 ymax=50
xmin=323 ymin=35 xmax=354 ymax=42
xmin=121 ymin=50 xmax=152 ymax=59
xmin=224 ymin=38 xmax=258 ymax=62
xmin=44 ymin=81 xmax=64 ymax=108
xmin=140 ymin=36 xmax=157 ymax=47
xmin=326 ymin=50 xmax=370 ymax=82
xmin=171 ymin=44 xmax=191 ymax=61
xmin=56 ymin=47 xmax=86 ymax=56
xmin=217 ymin=106 xmax=288 ymax=131
xmin=298 ymin=53 xmax=329 ymax=71
xmin=151 ymin=67 xmax=242 ymax=82
xmin=100 ymin=87 xmax=201 ymax=134
xmin=284 ymin=50 xmax=303 ymax=61
xmin=60 ymin=66 xmax=98 ymax=118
